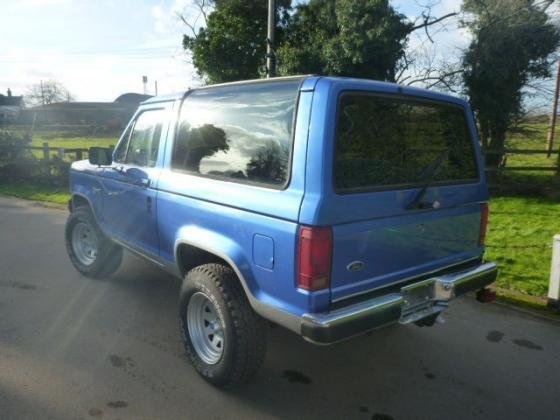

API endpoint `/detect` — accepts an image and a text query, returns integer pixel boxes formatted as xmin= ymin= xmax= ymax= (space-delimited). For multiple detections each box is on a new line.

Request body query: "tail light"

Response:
xmin=297 ymin=225 xmax=332 ymax=291
xmin=479 ymin=203 xmax=489 ymax=246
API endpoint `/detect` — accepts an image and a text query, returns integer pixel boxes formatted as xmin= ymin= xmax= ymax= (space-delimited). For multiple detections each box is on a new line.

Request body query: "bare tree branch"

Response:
xmin=405 ymin=69 xmax=463 ymax=92
xmin=177 ymin=12 xmax=197 ymax=37
xmin=177 ymin=0 xmax=213 ymax=38
xmin=410 ymin=12 xmax=458 ymax=32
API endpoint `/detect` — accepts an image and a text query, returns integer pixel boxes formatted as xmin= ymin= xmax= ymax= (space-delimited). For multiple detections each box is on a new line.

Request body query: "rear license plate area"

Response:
xmin=400 ymin=280 xmax=435 ymax=321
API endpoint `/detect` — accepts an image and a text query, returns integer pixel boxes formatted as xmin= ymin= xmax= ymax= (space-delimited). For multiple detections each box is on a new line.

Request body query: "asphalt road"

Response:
xmin=1 ymin=195 xmax=559 ymax=420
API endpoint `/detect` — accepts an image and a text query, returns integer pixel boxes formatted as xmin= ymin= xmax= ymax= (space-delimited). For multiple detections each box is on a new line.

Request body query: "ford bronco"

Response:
xmin=65 ymin=76 xmax=497 ymax=387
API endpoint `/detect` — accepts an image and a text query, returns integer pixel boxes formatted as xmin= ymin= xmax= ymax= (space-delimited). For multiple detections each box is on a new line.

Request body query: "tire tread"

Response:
xmin=180 ymin=263 xmax=267 ymax=387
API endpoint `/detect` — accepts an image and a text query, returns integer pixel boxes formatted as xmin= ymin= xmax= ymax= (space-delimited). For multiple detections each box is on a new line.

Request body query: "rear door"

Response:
xmin=305 ymin=83 xmax=488 ymax=303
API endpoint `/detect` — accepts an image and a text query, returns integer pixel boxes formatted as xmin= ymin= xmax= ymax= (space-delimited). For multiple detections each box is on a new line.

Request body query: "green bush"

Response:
xmin=0 ymin=131 xmax=69 ymax=186
xmin=0 ymin=130 xmax=33 ymax=162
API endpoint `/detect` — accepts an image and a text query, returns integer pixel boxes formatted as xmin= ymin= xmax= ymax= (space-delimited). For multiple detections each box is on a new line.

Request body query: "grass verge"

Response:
xmin=0 ymin=183 xmax=70 ymax=205
xmin=486 ymin=123 xmax=559 ymax=309
xmin=486 ymin=195 xmax=558 ymax=297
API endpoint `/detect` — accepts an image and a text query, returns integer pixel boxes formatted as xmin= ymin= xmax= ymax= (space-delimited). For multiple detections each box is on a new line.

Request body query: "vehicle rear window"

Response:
xmin=334 ymin=93 xmax=479 ymax=193
xmin=171 ymin=79 xmax=300 ymax=188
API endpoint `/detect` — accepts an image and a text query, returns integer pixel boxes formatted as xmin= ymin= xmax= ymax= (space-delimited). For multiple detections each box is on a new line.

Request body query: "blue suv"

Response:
xmin=65 ymin=76 xmax=497 ymax=387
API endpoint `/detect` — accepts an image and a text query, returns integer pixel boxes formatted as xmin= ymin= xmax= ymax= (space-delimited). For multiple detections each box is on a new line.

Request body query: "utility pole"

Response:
xmin=266 ymin=0 xmax=275 ymax=78
xmin=546 ymin=60 xmax=560 ymax=157
xmin=40 ymin=80 xmax=45 ymax=106
xmin=142 ymin=75 xmax=148 ymax=95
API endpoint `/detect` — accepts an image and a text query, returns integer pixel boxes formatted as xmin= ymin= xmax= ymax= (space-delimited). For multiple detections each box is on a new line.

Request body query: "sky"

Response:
xmin=1 ymin=0 xmax=198 ymax=101
xmin=0 ymin=0 xmax=556 ymax=104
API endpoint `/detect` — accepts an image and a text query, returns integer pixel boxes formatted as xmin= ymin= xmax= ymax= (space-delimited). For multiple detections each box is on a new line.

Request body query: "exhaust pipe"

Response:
xmin=476 ymin=288 xmax=496 ymax=303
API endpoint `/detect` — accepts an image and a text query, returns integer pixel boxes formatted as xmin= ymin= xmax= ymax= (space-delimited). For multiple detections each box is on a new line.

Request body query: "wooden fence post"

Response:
xmin=42 ymin=142 xmax=50 ymax=161
xmin=57 ymin=148 xmax=65 ymax=160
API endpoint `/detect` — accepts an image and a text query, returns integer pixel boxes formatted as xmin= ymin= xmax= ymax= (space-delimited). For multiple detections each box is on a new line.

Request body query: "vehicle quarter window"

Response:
xmin=171 ymin=80 xmax=300 ymax=187
xmin=123 ymin=110 xmax=164 ymax=167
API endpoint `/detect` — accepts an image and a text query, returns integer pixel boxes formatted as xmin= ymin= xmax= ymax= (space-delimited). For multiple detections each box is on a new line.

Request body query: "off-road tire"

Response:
xmin=65 ymin=206 xmax=122 ymax=278
xmin=179 ymin=263 xmax=268 ymax=388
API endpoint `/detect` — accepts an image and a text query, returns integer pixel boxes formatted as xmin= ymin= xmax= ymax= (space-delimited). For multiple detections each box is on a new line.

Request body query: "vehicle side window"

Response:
xmin=122 ymin=110 xmax=164 ymax=167
xmin=171 ymin=80 xmax=300 ymax=187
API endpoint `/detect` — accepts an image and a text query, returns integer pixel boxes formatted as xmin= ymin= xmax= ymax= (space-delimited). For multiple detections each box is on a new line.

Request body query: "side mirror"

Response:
xmin=88 ymin=147 xmax=113 ymax=166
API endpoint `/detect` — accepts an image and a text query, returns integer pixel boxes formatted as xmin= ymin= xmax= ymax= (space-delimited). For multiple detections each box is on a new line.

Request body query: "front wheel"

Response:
xmin=179 ymin=263 xmax=268 ymax=387
xmin=65 ymin=206 xmax=122 ymax=278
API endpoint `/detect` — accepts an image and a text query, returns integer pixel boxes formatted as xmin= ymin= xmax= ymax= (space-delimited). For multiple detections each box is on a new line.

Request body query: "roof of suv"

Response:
xmin=141 ymin=75 xmax=467 ymax=108
xmin=141 ymin=75 xmax=309 ymax=105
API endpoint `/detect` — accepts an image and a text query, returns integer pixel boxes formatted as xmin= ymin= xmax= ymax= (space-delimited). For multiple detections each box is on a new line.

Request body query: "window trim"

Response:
xmin=169 ymin=79 xmax=303 ymax=191
xmin=114 ymin=108 xmax=165 ymax=167
xmin=113 ymin=121 xmax=133 ymax=164
xmin=332 ymin=90 xmax=481 ymax=195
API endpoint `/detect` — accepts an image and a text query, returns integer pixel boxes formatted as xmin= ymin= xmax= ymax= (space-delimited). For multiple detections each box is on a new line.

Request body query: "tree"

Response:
xmin=461 ymin=0 xmax=560 ymax=166
xmin=173 ymin=123 xmax=228 ymax=172
xmin=277 ymin=0 xmax=411 ymax=81
xmin=180 ymin=0 xmax=456 ymax=84
xmin=182 ymin=0 xmax=291 ymax=84
xmin=246 ymin=141 xmax=289 ymax=184
xmin=25 ymin=79 xmax=74 ymax=107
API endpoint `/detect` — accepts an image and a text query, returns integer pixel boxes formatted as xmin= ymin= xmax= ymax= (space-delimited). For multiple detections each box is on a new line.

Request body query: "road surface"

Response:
xmin=1 ymin=195 xmax=559 ymax=420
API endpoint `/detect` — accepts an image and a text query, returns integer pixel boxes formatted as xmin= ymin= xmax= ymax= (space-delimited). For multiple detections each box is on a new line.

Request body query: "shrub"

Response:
xmin=0 ymin=130 xmax=33 ymax=162
xmin=0 ymin=130 xmax=69 ymax=186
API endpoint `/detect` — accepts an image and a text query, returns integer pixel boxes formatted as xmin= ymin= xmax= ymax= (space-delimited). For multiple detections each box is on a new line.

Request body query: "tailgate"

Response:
xmin=325 ymin=89 xmax=487 ymax=303
xmin=330 ymin=204 xmax=483 ymax=301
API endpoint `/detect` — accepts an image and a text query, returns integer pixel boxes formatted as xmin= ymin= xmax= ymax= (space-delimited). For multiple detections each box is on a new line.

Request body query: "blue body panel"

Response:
xmin=69 ymin=76 xmax=490 ymax=325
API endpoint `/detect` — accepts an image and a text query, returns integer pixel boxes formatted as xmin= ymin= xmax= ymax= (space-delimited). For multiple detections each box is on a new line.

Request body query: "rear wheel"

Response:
xmin=65 ymin=206 xmax=122 ymax=278
xmin=179 ymin=263 xmax=268 ymax=387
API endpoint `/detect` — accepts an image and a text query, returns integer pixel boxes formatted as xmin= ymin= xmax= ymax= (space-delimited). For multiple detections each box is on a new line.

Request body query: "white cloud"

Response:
xmin=0 ymin=0 xmax=202 ymax=101
xmin=151 ymin=5 xmax=168 ymax=34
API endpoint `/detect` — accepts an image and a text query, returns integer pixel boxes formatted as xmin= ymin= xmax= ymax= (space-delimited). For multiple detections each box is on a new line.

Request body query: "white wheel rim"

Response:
xmin=71 ymin=222 xmax=98 ymax=266
xmin=187 ymin=292 xmax=225 ymax=365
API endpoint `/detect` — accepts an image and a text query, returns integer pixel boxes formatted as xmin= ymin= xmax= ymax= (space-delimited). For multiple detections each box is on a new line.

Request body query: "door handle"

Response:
xmin=146 ymin=196 xmax=153 ymax=213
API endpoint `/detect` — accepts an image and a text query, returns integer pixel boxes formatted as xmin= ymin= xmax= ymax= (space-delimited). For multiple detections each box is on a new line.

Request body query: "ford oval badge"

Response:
xmin=346 ymin=261 xmax=365 ymax=272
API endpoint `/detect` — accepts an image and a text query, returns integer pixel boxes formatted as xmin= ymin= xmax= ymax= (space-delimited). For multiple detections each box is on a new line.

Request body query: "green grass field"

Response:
xmin=4 ymin=126 xmax=118 ymax=160
xmin=486 ymin=196 xmax=558 ymax=296
xmin=30 ymin=133 xmax=117 ymax=149
xmin=486 ymin=122 xmax=559 ymax=301
xmin=29 ymin=133 xmax=118 ymax=161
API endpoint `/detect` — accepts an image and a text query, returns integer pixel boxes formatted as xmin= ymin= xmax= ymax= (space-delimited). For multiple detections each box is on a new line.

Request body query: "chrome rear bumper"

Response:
xmin=301 ymin=261 xmax=497 ymax=344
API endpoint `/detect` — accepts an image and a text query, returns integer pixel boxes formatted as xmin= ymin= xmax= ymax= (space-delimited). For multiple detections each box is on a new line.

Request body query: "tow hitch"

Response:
xmin=476 ymin=288 xmax=496 ymax=303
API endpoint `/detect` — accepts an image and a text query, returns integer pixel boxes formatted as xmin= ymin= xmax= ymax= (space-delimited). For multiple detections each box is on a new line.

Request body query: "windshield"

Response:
xmin=334 ymin=93 xmax=479 ymax=193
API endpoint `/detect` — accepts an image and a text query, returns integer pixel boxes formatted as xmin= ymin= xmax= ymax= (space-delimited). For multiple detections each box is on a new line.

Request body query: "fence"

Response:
xmin=0 ymin=142 xmax=113 ymax=186
xmin=7 ymin=142 xmax=113 ymax=162
xmin=484 ymin=148 xmax=559 ymax=173
xmin=36 ymin=142 xmax=89 ymax=161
